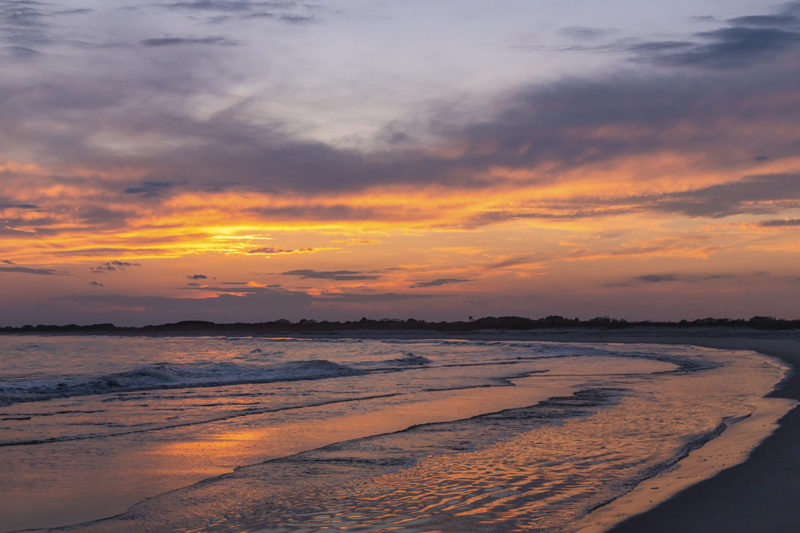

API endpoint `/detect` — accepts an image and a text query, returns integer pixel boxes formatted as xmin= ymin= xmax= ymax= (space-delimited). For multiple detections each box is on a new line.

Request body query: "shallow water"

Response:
xmin=0 ymin=336 xmax=789 ymax=532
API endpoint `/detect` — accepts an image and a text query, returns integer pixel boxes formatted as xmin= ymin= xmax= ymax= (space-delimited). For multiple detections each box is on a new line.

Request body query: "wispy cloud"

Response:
xmin=652 ymin=173 xmax=800 ymax=218
xmin=559 ymin=26 xmax=616 ymax=41
xmin=282 ymin=269 xmax=380 ymax=281
xmin=609 ymin=273 xmax=737 ymax=287
xmin=410 ymin=278 xmax=471 ymax=288
xmin=759 ymin=218 xmax=800 ymax=227
xmin=563 ymin=3 xmax=800 ymax=69
xmin=59 ymin=286 xmax=314 ymax=323
xmin=0 ymin=203 xmax=38 ymax=209
xmin=0 ymin=265 xmax=66 ymax=276
xmin=157 ymin=0 xmax=319 ymax=24
xmin=140 ymin=36 xmax=239 ymax=47
xmin=319 ymin=291 xmax=445 ymax=303
xmin=248 ymin=247 xmax=314 ymax=255
xmin=123 ymin=181 xmax=175 ymax=198
xmin=90 ymin=261 xmax=142 ymax=273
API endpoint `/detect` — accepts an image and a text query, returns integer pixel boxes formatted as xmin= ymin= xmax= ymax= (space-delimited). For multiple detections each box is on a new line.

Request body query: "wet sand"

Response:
xmin=244 ymin=326 xmax=800 ymax=531
xmin=604 ymin=333 xmax=800 ymax=533
xmin=509 ymin=329 xmax=800 ymax=533
xmin=276 ymin=326 xmax=800 ymax=531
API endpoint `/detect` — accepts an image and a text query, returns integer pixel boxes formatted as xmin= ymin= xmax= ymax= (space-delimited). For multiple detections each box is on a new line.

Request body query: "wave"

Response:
xmin=0 ymin=360 xmax=366 ymax=406
xmin=387 ymin=352 xmax=431 ymax=366
xmin=350 ymin=352 xmax=433 ymax=372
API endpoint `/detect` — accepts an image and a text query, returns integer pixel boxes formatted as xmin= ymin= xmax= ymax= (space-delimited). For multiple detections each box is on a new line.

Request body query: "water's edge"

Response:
xmin=4 ymin=331 xmax=796 ymax=533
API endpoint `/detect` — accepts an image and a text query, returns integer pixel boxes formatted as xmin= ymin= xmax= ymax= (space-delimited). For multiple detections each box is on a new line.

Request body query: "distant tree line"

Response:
xmin=1 ymin=315 xmax=799 ymax=334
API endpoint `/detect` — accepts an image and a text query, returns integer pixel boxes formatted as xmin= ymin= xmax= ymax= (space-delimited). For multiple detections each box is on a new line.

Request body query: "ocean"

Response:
xmin=0 ymin=335 xmax=790 ymax=532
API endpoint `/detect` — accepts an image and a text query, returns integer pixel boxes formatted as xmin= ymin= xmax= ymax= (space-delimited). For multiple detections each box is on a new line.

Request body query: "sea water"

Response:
xmin=0 ymin=335 xmax=790 ymax=532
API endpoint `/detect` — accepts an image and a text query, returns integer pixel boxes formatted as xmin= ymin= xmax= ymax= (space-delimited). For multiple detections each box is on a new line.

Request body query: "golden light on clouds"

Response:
xmin=2 ymin=0 xmax=800 ymax=324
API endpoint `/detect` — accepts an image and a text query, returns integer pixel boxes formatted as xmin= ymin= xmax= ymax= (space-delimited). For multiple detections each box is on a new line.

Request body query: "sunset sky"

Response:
xmin=1 ymin=0 xmax=799 ymax=325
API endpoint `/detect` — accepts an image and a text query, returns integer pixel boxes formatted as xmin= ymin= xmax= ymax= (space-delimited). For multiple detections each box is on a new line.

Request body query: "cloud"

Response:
xmin=3 ymin=2 xmax=797 ymax=209
xmin=0 ymin=0 xmax=97 ymax=60
xmin=410 ymin=278 xmax=471 ymax=288
xmin=638 ymin=274 xmax=681 ymax=283
xmin=0 ymin=265 xmax=66 ymax=275
xmin=76 ymin=205 xmax=130 ymax=226
xmin=319 ymin=292 xmax=445 ymax=303
xmin=690 ymin=16 xmax=717 ymax=23
xmin=277 ymin=14 xmax=313 ymax=24
xmin=128 ymin=61 xmax=795 ymax=198
xmin=728 ymin=14 xmax=800 ymax=28
xmin=464 ymin=171 xmax=800 ymax=226
xmin=559 ymin=26 xmax=615 ymax=41
xmin=282 ymin=269 xmax=380 ymax=281
xmin=0 ymin=203 xmax=38 ymax=209
xmin=0 ymin=0 xmax=798 ymax=241
xmin=89 ymin=280 xmax=104 ymax=287
xmin=652 ymin=173 xmax=800 ymax=218
xmin=157 ymin=1 xmax=317 ymax=24
xmin=463 ymin=206 xmax=637 ymax=228
xmin=759 ymin=218 xmax=800 ymax=227
xmin=625 ymin=4 xmax=800 ymax=68
xmin=160 ymin=1 xmax=300 ymax=12
xmin=248 ymin=246 xmax=314 ymax=255
xmin=609 ymin=273 xmax=737 ymax=287
xmin=140 ymin=36 xmax=239 ymax=47
xmin=652 ymin=28 xmax=800 ymax=68
xmin=159 ymin=1 xmax=263 ymax=12
xmin=487 ymin=255 xmax=541 ymax=269
xmin=181 ymin=285 xmax=258 ymax=292
xmin=54 ymin=8 xmax=93 ymax=16
xmin=187 ymin=274 xmax=208 ymax=280
xmin=53 ymin=247 xmax=171 ymax=257
xmin=59 ymin=286 xmax=314 ymax=324
xmin=0 ymin=0 xmax=46 ymax=29
xmin=245 ymin=204 xmax=397 ymax=221
xmin=557 ymin=4 xmax=800 ymax=70
xmin=90 ymin=261 xmax=142 ymax=273
xmin=123 ymin=181 xmax=175 ymax=197
xmin=0 ymin=225 xmax=36 ymax=237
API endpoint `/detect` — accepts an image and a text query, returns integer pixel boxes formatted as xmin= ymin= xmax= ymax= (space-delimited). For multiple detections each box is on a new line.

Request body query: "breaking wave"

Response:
xmin=0 ymin=360 xmax=365 ymax=406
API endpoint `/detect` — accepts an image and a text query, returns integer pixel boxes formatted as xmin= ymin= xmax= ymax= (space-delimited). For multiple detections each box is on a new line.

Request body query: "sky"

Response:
xmin=1 ymin=0 xmax=799 ymax=326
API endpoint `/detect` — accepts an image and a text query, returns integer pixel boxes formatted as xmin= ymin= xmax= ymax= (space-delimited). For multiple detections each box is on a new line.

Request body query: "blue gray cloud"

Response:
xmin=140 ymin=36 xmax=239 ymax=47
xmin=90 ymin=261 xmax=142 ymax=273
xmin=608 ymin=273 xmax=738 ymax=287
xmin=282 ymin=270 xmax=380 ymax=281
xmin=1 ymin=1 xmax=798 ymax=228
xmin=632 ymin=3 xmax=800 ymax=68
xmin=124 ymin=181 xmax=176 ymax=197
xmin=0 ymin=264 xmax=65 ymax=275
xmin=410 ymin=278 xmax=471 ymax=288
xmin=760 ymin=218 xmax=800 ymax=227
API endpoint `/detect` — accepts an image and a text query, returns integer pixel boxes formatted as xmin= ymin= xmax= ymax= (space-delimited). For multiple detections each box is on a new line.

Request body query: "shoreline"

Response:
xmin=289 ymin=327 xmax=800 ymax=532
xmin=485 ymin=328 xmax=800 ymax=533
xmin=4 ymin=327 xmax=797 ymax=531
xmin=594 ymin=333 xmax=800 ymax=533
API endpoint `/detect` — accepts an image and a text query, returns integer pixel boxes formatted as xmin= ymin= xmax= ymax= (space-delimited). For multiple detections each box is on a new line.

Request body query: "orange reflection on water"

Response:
xmin=152 ymin=379 xmax=577 ymax=477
